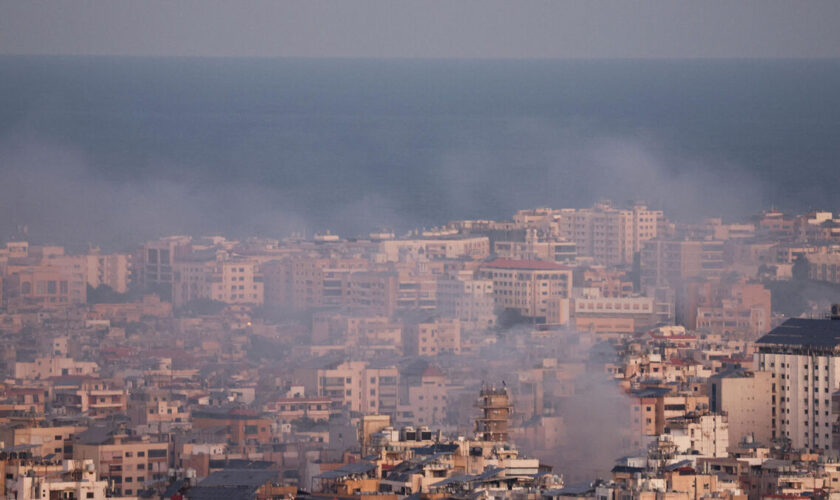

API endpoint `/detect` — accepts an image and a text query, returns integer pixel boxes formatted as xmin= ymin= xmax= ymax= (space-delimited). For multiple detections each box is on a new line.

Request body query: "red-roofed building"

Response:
xmin=479 ymin=259 xmax=572 ymax=324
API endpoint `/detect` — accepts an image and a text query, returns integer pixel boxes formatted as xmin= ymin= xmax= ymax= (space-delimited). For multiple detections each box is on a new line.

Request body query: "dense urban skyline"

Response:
xmin=2 ymin=3 xmax=840 ymax=500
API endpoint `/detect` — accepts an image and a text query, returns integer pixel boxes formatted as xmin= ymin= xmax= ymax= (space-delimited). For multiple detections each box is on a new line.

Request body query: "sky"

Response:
xmin=1 ymin=0 xmax=840 ymax=59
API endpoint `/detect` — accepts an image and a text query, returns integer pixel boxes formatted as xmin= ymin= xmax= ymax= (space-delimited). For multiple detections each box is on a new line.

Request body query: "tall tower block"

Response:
xmin=475 ymin=385 xmax=512 ymax=442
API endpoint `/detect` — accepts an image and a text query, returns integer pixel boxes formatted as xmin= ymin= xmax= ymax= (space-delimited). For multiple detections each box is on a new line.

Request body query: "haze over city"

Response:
xmin=1 ymin=3 xmax=840 ymax=500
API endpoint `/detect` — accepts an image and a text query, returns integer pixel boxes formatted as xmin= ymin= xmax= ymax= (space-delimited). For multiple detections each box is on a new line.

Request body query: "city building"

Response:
xmin=709 ymin=369 xmax=773 ymax=447
xmin=479 ymin=259 xmax=572 ymax=324
xmin=754 ymin=316 xmax=840 ymax=450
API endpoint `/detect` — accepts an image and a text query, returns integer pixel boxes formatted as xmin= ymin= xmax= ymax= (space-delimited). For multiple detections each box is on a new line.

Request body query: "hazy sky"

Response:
xmin=2 ymin=0 xmax=839 ymax=59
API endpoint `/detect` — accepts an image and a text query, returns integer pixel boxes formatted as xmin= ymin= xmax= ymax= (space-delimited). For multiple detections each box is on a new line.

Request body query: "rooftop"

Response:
xmin=481 ymin=259 xmax=570 ymax=271
xmin=756 ymin=318 xmax=840 ymax=349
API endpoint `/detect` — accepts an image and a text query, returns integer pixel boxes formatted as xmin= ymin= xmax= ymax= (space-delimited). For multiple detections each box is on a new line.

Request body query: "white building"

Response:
xmin=754 ymin=317 xmax=840 ymax=451
xmin=662 ymin=414 xmax=729 ymax=458
xmin=10 ymin=460 xmax=108 ymax=500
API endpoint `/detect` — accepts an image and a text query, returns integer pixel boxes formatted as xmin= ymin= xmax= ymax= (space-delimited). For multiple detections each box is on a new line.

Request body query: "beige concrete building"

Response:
xmin=494 ymin=229 xmax=576 ymax=264
xmin=0 ymin=424 xmax=86 ymax=459
xmin=807 ymin=253 xmax=840 ymax=283
xmin=555 ymin=201 xmax=662 ymax=266
xmin=4 ymin=267 xmax=77 ymax=310
xmin=640 ymin=239 xmax=725 ymax=290
xmin=436 ymin=271 xmax=495 ymax=331
xmin=379 ymin=236 xmax=490 ymax=262
xmin=171 ymin=258 xmax=215 ymax=307
xmin=85 ymin=251 xmax=131 ymax=293
xmin=127 ymin=389 xmax=188 ymax=428
xmin=709 ymin=370 xmax=773 ymax=447
xmin=14 ymin=356 xmax=98 ymax=380
xmin=312 ymin=361 xmax=399 ymax=416
xmin=400 ymin=365 xmax=448 ymax=426
xmin=403 ymin=318 xmax=461 ymax=356
xmin=342 ymin=271 xmax=398 ymax=317
xmin=48 ymin=255 xmax=88 ymax=304
xmin=172 ymin=257 xmax=265 ymax=305
xmin=478 ymin=259 xmax=572 ymax=324
xmin=572 ymin=288 xmax=658 ymax=333
xmin=74 ymin=428 xmax=169 ymax=497
xmin=211 ymin=259 xmax=264 ymax=304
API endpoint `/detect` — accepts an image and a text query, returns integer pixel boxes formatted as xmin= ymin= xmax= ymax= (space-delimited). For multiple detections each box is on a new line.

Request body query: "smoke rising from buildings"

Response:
xmin=5 ymin=57 xmax=836 ymax=248
xmin=0 ymin=127 xmax=765 ymax=250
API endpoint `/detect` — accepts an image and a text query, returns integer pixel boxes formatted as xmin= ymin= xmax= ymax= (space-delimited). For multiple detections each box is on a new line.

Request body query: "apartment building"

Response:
xmin=554 ymin=201 xmax=662 ymax=266
xmin=402 ymin=318 xmax=461 ymax=356
xmin=14 ymin=356 xmax=98 ymax=380
xmin=127 ymin=389 xmax=188 ymax=428
xmin=171 ymin=258 xmax=213 ymax=307
xmin=342 ymin=271 xmax=399 ymax=317
xmin=211 ymin=259 xmax=264 ymax=304
xmin=73 ymin=427 xmax=169 ymax=497
xmin=85 ymin=251 xmax=131 ymax=293
xmin=493 ymin=229 xmax=576 ymax=264
xmin=709 ymin=369 xmax=773 ymax=447
xmin=53 ymin=380 xmax=127 ymax=418
xmin=807 ymin=253 xmax=840 ymax=283
xmin=312 ymin=361 xmax=399 ymax=416
xmin=137 ymin=236 xmax=193 ymax=294
xmin=171 ymin=258 xmax=265 ymax=306
xmin=691 ymin=280 xmax=772 ymax=338
xmin=572 ymin=288 xmax=658 ymax=333
xmin=11 ymin=460 xmax=109 ymax=500
xmin=754 ymin=317 xmax=840 ymax=450
xmin=478 ymin=259 xmax=572 ymax=324
xmin=436 ymin=271 xmax=495 ymax=331
xmin=379 ymin=236 xmax=490 ymax=262
xmin=263 ymin=397 xmax=332 ymax=423
xmin=663 ymin=413 xmax=729 ymax=457
xmin=399 ymin=365 xmax=448 ymax=426
xmin=3 ymin=267 xmax=75 ymax=310
xmin=640 ymin=239 xmax=725 ymax=290
xmin=191 ymin=408 xmax=273 ymax=445
xmin=288 ymin=256 xmax=369 ymax=309
xmin=0 ymin=424 xmax=85 ymax=459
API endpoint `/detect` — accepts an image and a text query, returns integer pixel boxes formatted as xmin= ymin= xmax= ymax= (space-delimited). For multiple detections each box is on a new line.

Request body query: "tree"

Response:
xmin=177 ymin=298 xmax=227 ymax=317
xmin=87 ymin=284 xmax=131 ymax=304
xmin=792 ymin=254 xmax=810 ymax=281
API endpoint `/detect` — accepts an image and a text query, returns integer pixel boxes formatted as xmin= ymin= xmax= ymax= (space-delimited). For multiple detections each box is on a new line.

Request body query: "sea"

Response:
xmin=1 ymin=56 xmax=838 ymax=250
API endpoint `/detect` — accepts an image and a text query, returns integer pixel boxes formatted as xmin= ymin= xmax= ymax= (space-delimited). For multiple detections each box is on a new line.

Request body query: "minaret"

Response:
xmin=475 ymin=384 xmax=512 ymax=442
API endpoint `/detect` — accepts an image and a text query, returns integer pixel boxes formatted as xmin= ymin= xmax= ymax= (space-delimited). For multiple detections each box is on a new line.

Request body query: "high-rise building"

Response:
xmin=754 ymin=316 xmax=840 ymax=451
xmin=85 ymin=252 xmax=131 ymax=293
xmin=640 ymin=239 xmax=724 ymax=290
xmin=555 ymin=201 xmax=662 ymax=266
xmin=137 ymin=236 xmax=192 ymax=295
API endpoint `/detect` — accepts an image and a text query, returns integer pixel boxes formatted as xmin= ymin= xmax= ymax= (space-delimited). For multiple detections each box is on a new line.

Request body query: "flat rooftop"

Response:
xmin=756 ymin=318 xmax=840 ymax=349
